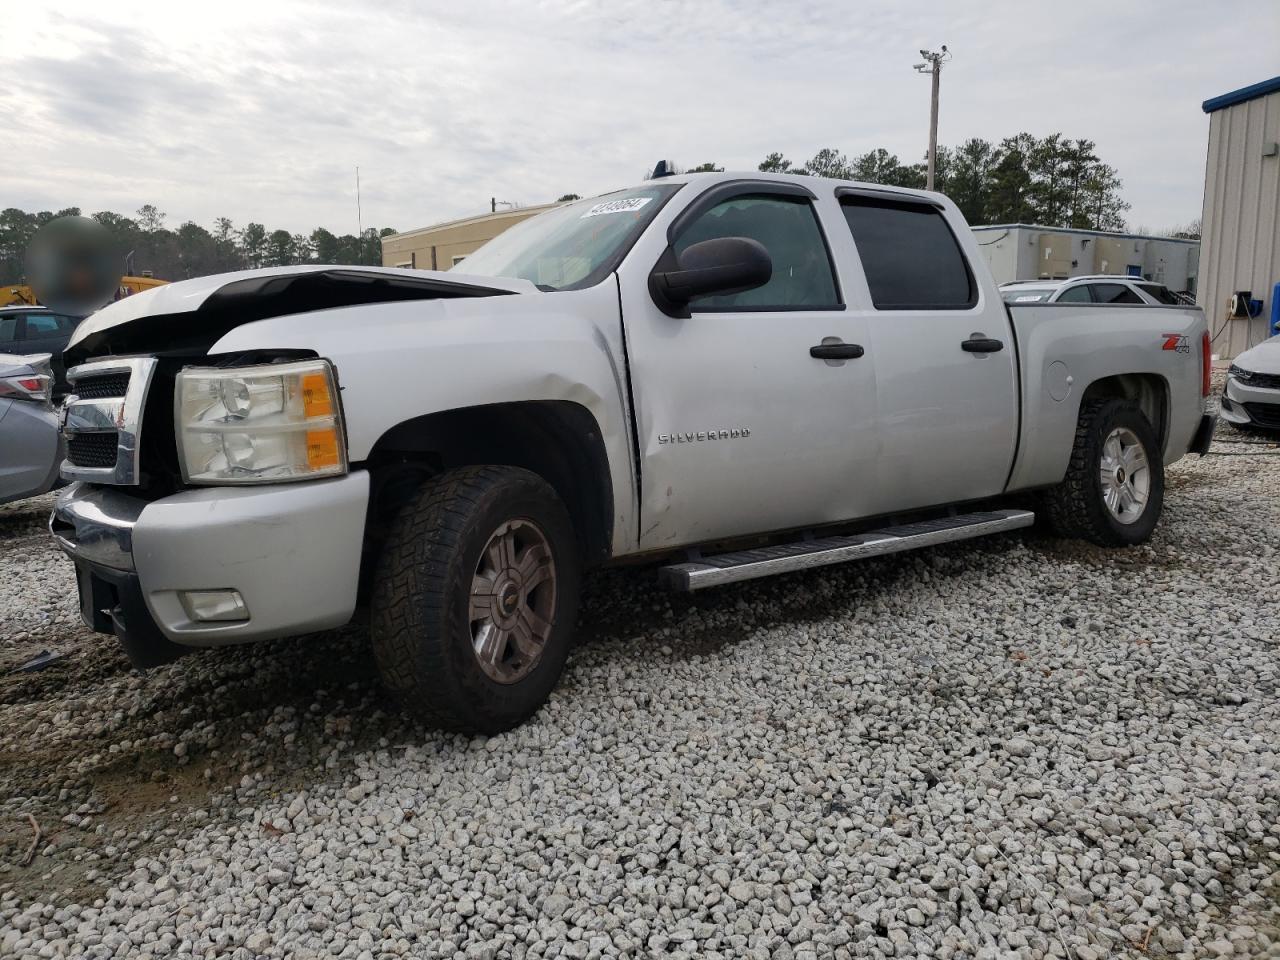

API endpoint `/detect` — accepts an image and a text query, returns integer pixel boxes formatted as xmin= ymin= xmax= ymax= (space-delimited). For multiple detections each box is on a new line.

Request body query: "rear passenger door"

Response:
xmin=837 ymin=192 xmax=1019 ymax=513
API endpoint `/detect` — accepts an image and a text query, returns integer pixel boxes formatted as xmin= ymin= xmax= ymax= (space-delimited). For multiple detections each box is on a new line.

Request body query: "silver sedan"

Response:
xmin=0 ymin=353 xmax=63 ymax=505
xmin=1222 ymin=334 xmax=1280 ymax=431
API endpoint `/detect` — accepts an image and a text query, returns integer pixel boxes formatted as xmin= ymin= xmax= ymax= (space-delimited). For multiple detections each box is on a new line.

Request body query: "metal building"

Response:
xmin=1198 ymin=76 xmax=1280 ymax=359
xmin=970 ymin=224 xmax=1199 ymax=291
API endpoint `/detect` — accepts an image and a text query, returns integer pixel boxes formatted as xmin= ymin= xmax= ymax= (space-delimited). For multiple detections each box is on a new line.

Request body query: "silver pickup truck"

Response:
xmin=50 ymin=172 xmax=1214 ymax=732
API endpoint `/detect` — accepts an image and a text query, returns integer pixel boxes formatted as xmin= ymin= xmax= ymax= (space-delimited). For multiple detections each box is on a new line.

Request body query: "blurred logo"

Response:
xmin=25 ymin=217 xmax=121 ymax=316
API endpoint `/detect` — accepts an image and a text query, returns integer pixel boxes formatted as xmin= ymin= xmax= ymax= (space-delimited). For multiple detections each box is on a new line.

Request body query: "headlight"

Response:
xmin=175 ymin=359 xmax=347 ymax=484
xmin=1228 ymin=365 xmax=1254 ymax=385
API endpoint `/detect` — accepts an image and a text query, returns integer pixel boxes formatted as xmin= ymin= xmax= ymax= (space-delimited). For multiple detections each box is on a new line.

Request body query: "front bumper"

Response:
xmin=51 ymin=472 xmax=370 ymax=664
xmin=1220 ymin=376 xmax=1280 ymax=429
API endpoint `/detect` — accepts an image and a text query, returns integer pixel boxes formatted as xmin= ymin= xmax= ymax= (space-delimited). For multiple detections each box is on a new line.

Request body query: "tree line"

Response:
xmin=0 ymin=133 xmax=1148 ymax=285
xmin=753 ymin=133 xmax=1131 ymax=231
xmin=0 ymin=205 xmax=397 ymax=284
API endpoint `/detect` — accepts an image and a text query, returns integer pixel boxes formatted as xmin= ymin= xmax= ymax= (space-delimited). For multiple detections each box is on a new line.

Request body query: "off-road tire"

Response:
xmin=370 ymin=465 xmax=581 ymax=733
xmin=1044 ymin=397 xmax=1164 ymax=546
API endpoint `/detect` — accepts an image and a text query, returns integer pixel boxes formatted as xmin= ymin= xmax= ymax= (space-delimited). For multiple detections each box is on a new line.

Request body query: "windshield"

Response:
xmin=1001 ymin=287 xmax=1056 ymax=303
xmin=455 ymin=184 xmax=682 ymax=291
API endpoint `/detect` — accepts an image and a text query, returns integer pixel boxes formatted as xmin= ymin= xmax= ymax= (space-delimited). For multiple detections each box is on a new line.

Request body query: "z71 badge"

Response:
xmin=1161 ymin=333 xmax=1190 ymax=354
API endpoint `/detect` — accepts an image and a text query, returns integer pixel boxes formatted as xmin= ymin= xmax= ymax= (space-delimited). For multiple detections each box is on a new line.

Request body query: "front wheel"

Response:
xmin=370 ymin=465 xmax=581 ymax=733
xmin=1044 ymin=398 xmax=1165 ymax=546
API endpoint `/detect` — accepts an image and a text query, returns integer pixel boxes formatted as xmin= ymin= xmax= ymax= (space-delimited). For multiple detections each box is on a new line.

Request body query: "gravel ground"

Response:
xmin=1 ymin=425 xmax=1278 ymax=959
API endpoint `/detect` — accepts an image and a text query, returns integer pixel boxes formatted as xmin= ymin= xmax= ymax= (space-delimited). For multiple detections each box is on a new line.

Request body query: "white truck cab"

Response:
xmin=51 ymin=171 xmax=1214 ymax=731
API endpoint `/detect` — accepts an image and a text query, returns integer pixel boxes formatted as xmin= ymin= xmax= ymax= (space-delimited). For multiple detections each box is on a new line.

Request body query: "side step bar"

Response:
xmin=658 ymin=509 xmax=1035 ymax=592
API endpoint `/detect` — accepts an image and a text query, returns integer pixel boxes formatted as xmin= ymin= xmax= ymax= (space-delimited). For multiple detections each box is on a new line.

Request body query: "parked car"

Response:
xmin=0 ymin=305 xmax=84 ymax=397
xmin=0 ymin=353 xmax=63 ymax=506
xmin=1221 ymin=333 xmax=1280 ymax=430
xmin=1000 ymin=276 xmax=1187 ymax=306
xmin=50 ymin=171 xmax=1214 ymax=732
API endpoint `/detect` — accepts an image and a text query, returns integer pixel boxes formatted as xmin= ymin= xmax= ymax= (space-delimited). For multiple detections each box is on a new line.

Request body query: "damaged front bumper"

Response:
xmin=50 ymin=474 xmax=369 ymax=668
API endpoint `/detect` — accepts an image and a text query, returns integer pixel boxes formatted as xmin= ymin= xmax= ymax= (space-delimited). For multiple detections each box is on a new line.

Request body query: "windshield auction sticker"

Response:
xmin=580 ymin=197 xmax=652 ymax=218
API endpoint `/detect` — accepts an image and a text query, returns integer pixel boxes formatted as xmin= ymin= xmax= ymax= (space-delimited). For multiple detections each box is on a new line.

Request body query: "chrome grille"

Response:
xmin=60 ymin=357 xmax=158 ymax=486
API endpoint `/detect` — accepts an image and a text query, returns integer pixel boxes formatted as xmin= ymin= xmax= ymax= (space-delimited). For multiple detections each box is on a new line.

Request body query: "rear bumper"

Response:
xmin=51 ymin=472 xmax=369 ymax=659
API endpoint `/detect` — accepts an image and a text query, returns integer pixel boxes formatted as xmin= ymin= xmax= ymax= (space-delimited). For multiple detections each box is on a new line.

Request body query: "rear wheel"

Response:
xmin=1044 ymin=398 xmax=1164 ymax=546
xmin=370 ymin=465 xmax=581 ymax=733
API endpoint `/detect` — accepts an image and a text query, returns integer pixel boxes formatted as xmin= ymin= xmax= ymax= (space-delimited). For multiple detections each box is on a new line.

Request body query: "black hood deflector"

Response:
xmin=67 ymin=269 xmax=516 ymax=365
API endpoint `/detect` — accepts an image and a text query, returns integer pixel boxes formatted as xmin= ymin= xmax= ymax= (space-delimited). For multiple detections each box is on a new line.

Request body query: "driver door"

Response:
xmin=618 ymin=183 xmax=878 ymax=550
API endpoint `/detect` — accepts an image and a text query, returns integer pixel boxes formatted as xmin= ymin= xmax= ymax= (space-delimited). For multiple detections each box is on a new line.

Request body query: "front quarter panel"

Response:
xmin=206 ymin=281 xmax=638 ymax=555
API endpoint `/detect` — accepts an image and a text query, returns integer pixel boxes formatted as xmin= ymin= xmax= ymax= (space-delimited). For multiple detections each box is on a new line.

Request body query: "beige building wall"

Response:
xmin=1198 ymin=81 xmax=1280 ymax=359
xmin=381 ymin=204 xmax=560 ymax=272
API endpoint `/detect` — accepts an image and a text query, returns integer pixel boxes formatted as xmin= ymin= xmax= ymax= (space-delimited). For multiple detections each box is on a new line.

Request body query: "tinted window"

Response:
xmin=1091 ymin=283 xmax=1143 ymax=304
xmin=1137 ymin=283 xmax=1181 ymax=305
xmin=21 ymin=314 xmax=74 ymax=338
xmin=841 ymin=198 xmax=975 ymax=309
xmin=673 ymin=195 xmax=839 ymax=309
xmin=1056 ymin=285 xmax=1092 ymax=303
xmin=0 ymin=315 xmax=18 ymax=343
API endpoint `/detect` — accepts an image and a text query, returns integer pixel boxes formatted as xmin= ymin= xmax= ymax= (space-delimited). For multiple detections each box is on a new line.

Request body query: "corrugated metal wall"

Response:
xmin=1199 ymin=89 xmax=1280 ymax=359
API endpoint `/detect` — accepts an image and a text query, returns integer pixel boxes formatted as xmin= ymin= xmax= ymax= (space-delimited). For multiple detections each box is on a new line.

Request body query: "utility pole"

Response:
xmin=914 ymin=46 xmax=951 ymax=191
xmin=355 ymin=166 xmax=365 ymax=263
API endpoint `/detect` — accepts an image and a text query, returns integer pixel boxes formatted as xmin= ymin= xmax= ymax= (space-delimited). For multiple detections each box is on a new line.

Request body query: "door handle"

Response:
xmin=961 ymin=337 xmax=1004 ymax=353
xmin=810 ymin=342 xmax=865 ymax=360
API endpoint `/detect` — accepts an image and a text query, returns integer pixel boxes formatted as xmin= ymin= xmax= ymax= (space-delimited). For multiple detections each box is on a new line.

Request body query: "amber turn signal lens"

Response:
xmin=302 ymin=372 xmax=335 ymax=418
xmin=306 ymin=428 xmax=341 ymax=469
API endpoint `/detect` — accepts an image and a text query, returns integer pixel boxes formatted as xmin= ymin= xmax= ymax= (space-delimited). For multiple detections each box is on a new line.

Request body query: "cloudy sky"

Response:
xmin=4 ymin=0 xmax=1277 ymax=236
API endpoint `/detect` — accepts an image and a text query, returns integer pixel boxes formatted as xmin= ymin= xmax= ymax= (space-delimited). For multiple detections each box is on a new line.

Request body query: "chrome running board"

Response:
xmin=658 ymin=509 xmax=1035 ymax=592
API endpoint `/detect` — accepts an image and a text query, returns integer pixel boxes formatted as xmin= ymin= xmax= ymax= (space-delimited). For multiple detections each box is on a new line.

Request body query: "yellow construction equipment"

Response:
xmin=1 ymin=275 xmax=168 ymax=309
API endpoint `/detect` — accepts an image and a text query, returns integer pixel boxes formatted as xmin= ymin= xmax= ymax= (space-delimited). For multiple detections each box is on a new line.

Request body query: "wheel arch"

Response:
xmin=1078 ymin=372 xmax=1170 ymax=453
xmin=360 ymin=400 xmax=615 ymax=567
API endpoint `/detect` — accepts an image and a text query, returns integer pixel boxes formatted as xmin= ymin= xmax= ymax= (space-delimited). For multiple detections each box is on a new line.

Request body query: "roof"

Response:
xmin=0 ymin=304 xmax=48 ymax=313
xmin=999 ymin=276 xmax=1163 ymax=289
xmin=1202 ymin=76 xmax=1280 ymax=114
xmin=384 ymin=171 xmax=951 ymax=245
xmin=971 ymin=223 xmax=1200 ymax=245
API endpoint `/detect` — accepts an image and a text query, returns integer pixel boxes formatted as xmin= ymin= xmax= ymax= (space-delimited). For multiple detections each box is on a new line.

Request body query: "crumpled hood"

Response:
xmin=1233 ymin=334 xmax=1280 ymax=375
xmin=65 ymin=265 xmax=537 ymax=364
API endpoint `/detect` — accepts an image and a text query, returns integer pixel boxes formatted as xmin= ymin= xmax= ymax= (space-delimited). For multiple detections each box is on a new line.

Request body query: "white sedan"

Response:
xmin=1221 ymin=334 xmax=1280 ymax=431
xmin=1000 ymin=275 xmax=1188 ymax=306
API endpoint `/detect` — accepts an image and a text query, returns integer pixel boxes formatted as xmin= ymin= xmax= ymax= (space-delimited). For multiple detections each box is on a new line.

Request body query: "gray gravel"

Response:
xmin=2 ymin=431 xmax=1278 ymax=959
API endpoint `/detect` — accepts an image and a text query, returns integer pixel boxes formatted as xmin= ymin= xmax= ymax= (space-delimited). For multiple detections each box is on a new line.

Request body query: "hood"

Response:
xmin=1234 ymin=334 xmax=1280 ymax=374
xmin=66 ymin=265 xmax=537 ymax=365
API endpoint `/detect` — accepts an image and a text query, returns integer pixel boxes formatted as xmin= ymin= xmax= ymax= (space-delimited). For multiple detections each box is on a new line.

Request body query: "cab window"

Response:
xmin=0 ymin=315 xmax=18 ymax=342
xmin=840 ymin=196 xmax=975 ymax=309
xmin=673 ymin=195 xmax=840 ymax=310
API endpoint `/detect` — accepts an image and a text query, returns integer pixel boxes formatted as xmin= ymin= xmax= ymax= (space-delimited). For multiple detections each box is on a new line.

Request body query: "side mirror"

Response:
xmin=650 ymin=236 xmax=771 ymax=317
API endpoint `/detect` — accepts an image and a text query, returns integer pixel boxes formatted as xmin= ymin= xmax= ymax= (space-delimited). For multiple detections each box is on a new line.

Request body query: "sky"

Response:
xmin=3 ymin=0 xmax=1278 ymax=237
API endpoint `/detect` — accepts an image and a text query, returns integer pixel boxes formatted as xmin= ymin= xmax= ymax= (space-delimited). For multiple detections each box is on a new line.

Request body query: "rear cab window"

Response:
xmin=839 ymin=195 xmax=976 ymax=309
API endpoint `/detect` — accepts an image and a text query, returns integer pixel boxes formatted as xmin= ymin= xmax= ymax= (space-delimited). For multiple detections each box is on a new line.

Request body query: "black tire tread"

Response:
xmin=370 ymin=465 xmax=572 ymax=732
xmin=1043 ymin=397 xmax=1162 ymax=546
